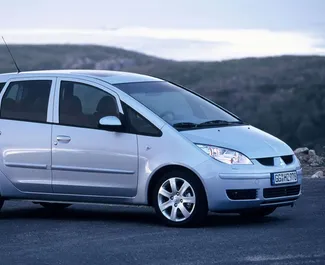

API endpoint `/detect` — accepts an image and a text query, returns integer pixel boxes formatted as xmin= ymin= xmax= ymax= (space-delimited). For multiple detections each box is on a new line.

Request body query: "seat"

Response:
xmin=60 ymin=96 xmax=85 ymax=126
xmin=94 ymin=96 xmax=118 ymax=123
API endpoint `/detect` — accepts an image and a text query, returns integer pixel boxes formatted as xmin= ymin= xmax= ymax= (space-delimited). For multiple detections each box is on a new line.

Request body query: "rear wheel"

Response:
xmin=152 ymin=170 xmax=208 ymax=227
xmin=40 ymin=203 xmax=71 ymax=210
xmin=240 ymin=207 xmax=276 ymax=218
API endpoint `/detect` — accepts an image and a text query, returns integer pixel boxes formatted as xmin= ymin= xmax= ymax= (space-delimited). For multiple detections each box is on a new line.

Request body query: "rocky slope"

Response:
xmin=294 ymin=147 xmax=325 ymax=178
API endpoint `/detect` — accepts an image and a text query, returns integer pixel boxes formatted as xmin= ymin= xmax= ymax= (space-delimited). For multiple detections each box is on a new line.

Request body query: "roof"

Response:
xmin=0 ymin=70 xmax=162 ymax=84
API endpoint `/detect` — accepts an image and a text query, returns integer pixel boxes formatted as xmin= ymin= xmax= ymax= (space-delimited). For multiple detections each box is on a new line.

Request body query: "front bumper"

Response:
xmin=194 ymin=158 xmax=303 ymax=212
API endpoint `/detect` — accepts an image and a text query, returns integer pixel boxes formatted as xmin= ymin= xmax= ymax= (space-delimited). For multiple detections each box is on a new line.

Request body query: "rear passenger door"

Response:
xmin=0 ymin=77 xmax=56 ymax=193
xmin=51 ymin=78 xmax=138 ymax=197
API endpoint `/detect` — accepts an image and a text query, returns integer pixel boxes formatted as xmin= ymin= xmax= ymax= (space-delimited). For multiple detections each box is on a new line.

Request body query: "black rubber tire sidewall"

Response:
xmin=152 ymin=170 xmax=208 ymax=227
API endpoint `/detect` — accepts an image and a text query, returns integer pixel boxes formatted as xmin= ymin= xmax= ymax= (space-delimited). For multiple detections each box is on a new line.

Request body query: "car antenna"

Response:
xmin=1 ymin=36 xmax=21 ymax=73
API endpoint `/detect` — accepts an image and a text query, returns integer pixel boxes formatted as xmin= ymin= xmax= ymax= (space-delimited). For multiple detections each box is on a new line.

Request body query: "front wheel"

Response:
xmin=152 ymin=170 xmax=208 ymax=227
xmin=240 ymin=207 xmax=277 ymax=218
xmin=40 ymin=203 xmax=71 ymax=210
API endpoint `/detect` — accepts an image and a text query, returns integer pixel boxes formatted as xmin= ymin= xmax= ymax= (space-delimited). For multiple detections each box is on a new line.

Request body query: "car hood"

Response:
xmin=180 ymin=125 xmax=293 ymax=159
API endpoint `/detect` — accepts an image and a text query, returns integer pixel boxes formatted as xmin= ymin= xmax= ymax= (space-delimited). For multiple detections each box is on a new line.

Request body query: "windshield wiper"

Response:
xmin=173 ymin=120 xmax=244 ymax=130
xmin=198 ymin=120 xmax=244 ymax=127
xmin=172 ymin=122 xmax=198 ymax=129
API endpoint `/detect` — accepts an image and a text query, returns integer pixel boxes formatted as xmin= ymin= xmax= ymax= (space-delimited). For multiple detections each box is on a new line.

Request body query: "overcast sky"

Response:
xmin=1 ymin=0 xmax=325 ymax=60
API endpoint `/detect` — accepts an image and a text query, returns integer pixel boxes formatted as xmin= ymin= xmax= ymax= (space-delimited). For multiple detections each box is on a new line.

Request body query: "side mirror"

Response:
xmin=99 ymin=116 xmax=122 ymax=131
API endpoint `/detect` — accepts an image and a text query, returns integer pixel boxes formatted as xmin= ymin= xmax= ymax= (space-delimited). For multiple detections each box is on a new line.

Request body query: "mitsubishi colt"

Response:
xmin=0 ymin=70 xmax=302 ymax=226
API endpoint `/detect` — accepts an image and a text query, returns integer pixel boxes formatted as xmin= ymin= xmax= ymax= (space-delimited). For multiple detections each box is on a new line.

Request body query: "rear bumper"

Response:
xmin=194 ymin=159 xmax=303 ymax=212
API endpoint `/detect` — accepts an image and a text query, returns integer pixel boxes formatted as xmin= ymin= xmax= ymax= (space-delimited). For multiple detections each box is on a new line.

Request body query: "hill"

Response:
xmin=1 ymin=44 xmax=325 ymax=153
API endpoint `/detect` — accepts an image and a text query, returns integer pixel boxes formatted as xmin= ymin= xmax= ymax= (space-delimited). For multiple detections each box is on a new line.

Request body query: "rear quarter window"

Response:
xmin=0 ymin=83 xmax=6 ymax=92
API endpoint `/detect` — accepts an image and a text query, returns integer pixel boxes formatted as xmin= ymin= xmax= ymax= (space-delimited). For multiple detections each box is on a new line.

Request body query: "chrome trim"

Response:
xmin=56 ymin=135 xmax=71 ymax=143
xmin=5 ymin=162 xmax=48 ymax=169
xmin=51 ymin=165 xmax=135 ymax=174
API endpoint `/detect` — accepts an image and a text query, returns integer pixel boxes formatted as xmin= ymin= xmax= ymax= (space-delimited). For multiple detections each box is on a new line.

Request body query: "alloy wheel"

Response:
xmin=158 ymin=177 xmax=196 ymax=222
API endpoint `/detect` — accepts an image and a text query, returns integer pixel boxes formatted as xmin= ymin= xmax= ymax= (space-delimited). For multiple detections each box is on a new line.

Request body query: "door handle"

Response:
xmin=56 ymin=135 xmax=71 ymax=143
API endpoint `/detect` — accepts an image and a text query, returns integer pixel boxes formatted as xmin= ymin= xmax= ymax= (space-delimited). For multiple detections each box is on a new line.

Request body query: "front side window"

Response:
xmin=59 ymin=81 xmax=119 ymax=129
xmin=123 ymin=103 xmax=161 ymax=136
xmin=115 ymin=81 xmax=241 ymax=130
xmin=0 ymin=80 xmax=51 ymax=123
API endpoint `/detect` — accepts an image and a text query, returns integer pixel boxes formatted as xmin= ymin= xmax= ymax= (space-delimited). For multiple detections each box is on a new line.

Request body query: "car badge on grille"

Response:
xmin=279 ymin=157 xmax=286 ymax=167
xmin=280 ymin=157 xmax=286 ymax=166
xmin=274 ymin=157 xmax=286 ymax=167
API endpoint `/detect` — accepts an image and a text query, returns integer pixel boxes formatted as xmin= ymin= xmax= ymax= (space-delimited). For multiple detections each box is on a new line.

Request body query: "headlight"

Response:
xmin=196 ymin=144 xmax=252 ymax=165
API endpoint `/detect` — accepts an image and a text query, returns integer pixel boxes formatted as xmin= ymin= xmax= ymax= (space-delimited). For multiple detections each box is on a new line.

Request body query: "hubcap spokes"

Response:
xmin=158 ymin=177 xmax=196 ymax=222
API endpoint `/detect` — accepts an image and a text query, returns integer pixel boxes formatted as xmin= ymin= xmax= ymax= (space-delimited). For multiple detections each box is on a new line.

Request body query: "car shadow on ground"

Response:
xmin=0 ymin=203 xmax=292 ymax=228
xmin=204 ymin=213 xmax=290 ymax=228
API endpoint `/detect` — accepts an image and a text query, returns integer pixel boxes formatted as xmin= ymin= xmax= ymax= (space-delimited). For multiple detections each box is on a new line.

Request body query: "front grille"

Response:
xmin=281 ymin=155 xmax=293 ymax=164
xmin=263 ymin=185 xmax=300 ymax=198
xmin=226 ymin=189 xmax=257 ymax=200
xmin=257 ymin=155 xmax=294 ymax=166
xmin=257 ymin=157 xmax=274 ymax=166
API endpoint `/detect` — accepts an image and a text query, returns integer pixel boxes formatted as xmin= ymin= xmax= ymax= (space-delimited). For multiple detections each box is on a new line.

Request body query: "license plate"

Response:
xmin=271 ymin=171 xmax=298 ymax=185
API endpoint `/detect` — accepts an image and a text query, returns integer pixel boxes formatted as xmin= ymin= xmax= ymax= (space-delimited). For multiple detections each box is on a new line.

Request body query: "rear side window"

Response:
xmin=0 ymin=80 xmax=52 ymax=123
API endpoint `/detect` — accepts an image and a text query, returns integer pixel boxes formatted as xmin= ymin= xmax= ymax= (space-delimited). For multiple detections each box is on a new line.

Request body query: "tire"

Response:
xmin=240 ymin=207 xmax=276 ymax=218
xmin=40 ymin=202 xmax=71 ymax=210
xmin=152 ymin=170 xmax=208 ymax=227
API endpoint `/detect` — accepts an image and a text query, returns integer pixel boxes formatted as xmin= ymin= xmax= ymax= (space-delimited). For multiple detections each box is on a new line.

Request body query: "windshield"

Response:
xmin=115 ymin=81 xmax=241 ymax=130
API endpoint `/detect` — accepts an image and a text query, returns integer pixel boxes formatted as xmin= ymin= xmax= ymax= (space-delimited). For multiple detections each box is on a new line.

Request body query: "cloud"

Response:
xmin=1 ymin=27 xmax=325 ymax=61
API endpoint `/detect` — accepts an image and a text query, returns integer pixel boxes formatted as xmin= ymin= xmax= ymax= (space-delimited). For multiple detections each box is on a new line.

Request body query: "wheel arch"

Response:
xmin=147 ymin=164 xmax=207 ymax=206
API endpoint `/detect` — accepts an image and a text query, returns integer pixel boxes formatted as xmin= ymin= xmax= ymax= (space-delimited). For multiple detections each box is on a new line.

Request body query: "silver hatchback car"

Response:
xmin=0 ymin=70 xmax=302 ymax=226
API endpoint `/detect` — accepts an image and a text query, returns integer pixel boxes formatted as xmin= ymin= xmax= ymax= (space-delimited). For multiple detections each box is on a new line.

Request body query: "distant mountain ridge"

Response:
xmin=1 ymin=44 xmax=325 ymax=152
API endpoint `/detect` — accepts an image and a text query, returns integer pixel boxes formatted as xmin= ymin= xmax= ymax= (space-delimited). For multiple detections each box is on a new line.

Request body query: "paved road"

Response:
xmin=0 ymin=179 xmax=324 ymax=265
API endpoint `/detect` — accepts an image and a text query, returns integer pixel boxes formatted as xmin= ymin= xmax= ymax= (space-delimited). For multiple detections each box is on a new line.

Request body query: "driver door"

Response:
xmin=51 ymin=78 xmax=138 ymax=197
